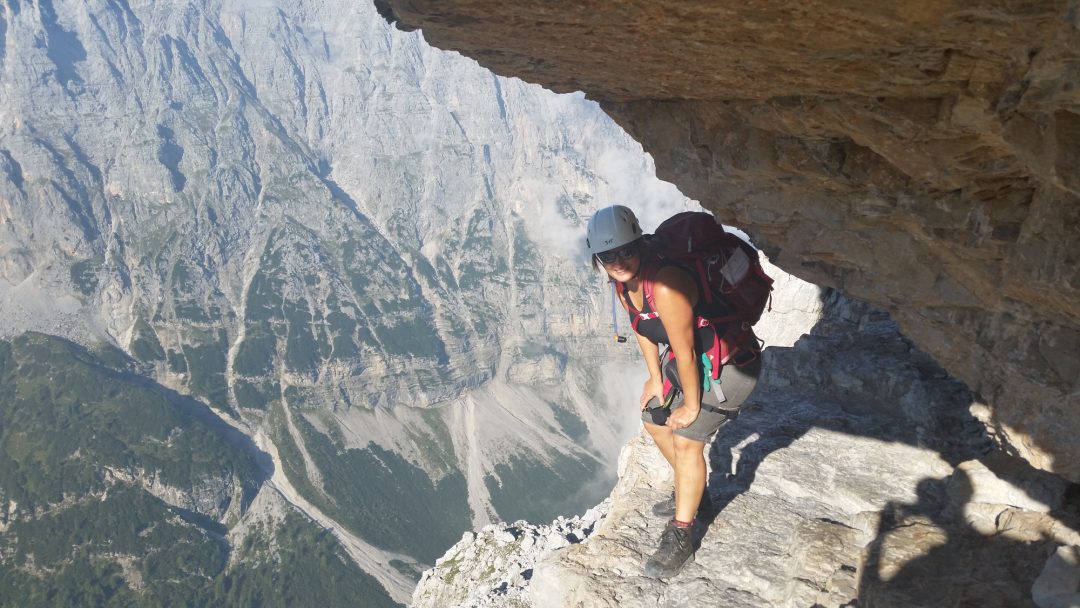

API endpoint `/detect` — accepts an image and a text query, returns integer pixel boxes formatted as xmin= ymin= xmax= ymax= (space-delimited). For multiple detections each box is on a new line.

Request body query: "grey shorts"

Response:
xmin=641 ymin=355 xmax=761 ymax=443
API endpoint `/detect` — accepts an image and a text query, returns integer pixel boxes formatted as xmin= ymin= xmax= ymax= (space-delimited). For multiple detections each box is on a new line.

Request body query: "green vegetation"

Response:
xmin=210 ymin=512 xmax=401 ymax=608
xmin=551 ymin=403 xmax=589 ymax=442
xmin=512 ymin=220 xmax=542 ymax=287
xmin=0 ymin=488 xmax=401 ymax=608
xmin=234 ymin=323 xmax=276 ymax=376
xmin=182 ymin=329 xmax=232 ymax=413
xmin=456 ymin=207 xmax=509 ymax=290
xmin=484 ymin=451 xmax=605 ymax=525
xmin=276 ymin=412 xmax=471 ymax=562
xmin=174 ymin=301 xmax=212 ymax=322
xmin=8 ymin=484 xmax=226 ymax=570
xmin=0 ymin=334 xmax=256 ymax=509
xmin=373 ymin=316 xmax=445 ymax=359
xmin=386 ymin=208 xmax=421 ymax=251
xmin=325 ymin=308 xmax=359 ymax=360
xmin=283 ymin=385 xmax=321 ymax=410
xmin=0 ymin=333 xmax=401 ymax=607
xmin=170 ymin=259 xmax=196 ymax=294
xmin=170 ymin=260 xmax=215 ymax=323
xmin=91 ymin=341 xmax=137 ymax=370
xmin=244 ymin=261 xmax=285 ymax=326
xmin=405 ymin=408 xmax=458 ymax=476
xmin=356 ymin=318 xmax=379 ymax=350
xmin=439 ymin=554 xmax=464 ymax=584
xmin=266 ymin=404 xmax=322 ymax=507
xmin=284 ymin=298 xmax=320 ymax=373
xmin=234 ymin=221 xmax=464 ymax=384
xmin=166 ymin=348 xmax=188 ymax=373
xmin=413 ymin=255 xmax=442 ymax=292
xmin=130 ymin=317 xmax=166 ymax=363
xmin=232 ymin=379 xmax=278 ymax=410
xmin=340 ymin=228 xmax=448 ymax=360
xmin=436 ymin=255 xmax=459 ymax=291
xmin=70 ymin=257 xmax=102 ymax=295
xmin=141 ymin=227 xmax=180 ymax=273
xmin=233 ymin=237 xmax=288 ymax=379
xmin=470 ymin=314 xmax=490 ymax=337
xmin=389 ymin=559 xmax=425 ymax=580
xmin=239 ymin=233 xmax=362 ymax=376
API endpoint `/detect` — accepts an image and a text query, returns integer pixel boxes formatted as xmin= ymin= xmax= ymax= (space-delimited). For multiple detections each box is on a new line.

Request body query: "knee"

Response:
xmin=672 ymin=434 xmax=704 ymax=459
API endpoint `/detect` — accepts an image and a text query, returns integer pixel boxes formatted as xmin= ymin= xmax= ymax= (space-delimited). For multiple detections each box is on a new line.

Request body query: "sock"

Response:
xmin=672 ymin=518 xmax=694 ymax=529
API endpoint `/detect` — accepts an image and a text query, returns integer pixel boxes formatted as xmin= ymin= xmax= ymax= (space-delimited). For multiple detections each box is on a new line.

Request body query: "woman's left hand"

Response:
xmin=667 ymin=405 xmax=700 ymax=430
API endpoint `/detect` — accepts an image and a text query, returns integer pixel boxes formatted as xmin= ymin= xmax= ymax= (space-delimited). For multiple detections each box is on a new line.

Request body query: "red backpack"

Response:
xmin=621 ymin=211 xmax=774 ymax=378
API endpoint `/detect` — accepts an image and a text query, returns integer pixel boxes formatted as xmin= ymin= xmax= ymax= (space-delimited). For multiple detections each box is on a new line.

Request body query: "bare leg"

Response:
xmin=643 ymin=421 xmax=676 ymax=468
xmin=642 ymin=424 xmax=706 ymax=578
xmin=673 ymin=434 xmax=706 ymax=522
xmin=645 ymin=421 xmax=706 ymax=521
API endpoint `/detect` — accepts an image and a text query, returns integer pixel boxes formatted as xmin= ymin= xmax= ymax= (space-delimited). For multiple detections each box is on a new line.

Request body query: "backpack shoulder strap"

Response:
xmin=642 ymin=273 xmax=655 ymax=314
xmin=644 ymin=259 xmax=702 ymax=313
xmin=616 ymin=280 xmax=638 ymax=315
xmin=619 ymin=265 xmax=662 ymax=334
xmin=641 ymin=262 xmax=667 ymax=316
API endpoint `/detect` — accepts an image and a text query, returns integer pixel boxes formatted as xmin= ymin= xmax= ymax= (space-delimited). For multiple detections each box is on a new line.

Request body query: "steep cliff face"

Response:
xmin=0 ymin=0 xmax=704 ymax=600
xmin=0 ymin=335 xmax=402 ymax=606
xmin=412 ymin=290 xmax=1080 ymax=608
xmin=373 ymin=1 xmax=1080 ymax=482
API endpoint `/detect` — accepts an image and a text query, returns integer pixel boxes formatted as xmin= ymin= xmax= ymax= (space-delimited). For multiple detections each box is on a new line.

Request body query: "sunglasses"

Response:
xmin=596 ymin=244 xmax=639 ymax=265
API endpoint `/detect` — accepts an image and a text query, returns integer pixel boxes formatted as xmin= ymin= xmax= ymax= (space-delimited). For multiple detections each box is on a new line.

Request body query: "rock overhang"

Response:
xmin=374 ymin=0 xmax=1080 ymax=483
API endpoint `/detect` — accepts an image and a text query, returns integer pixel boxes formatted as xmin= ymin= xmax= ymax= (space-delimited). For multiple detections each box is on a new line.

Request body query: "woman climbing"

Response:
xmin=586 ymin=204 xmax=762 ymax=579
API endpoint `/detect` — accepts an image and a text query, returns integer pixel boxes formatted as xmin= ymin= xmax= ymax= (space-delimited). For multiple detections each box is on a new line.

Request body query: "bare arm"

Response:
xmin=614 ymin=282 xmax=665 ymax=410
xmin=651 ymin=267 xmax=701 ymax=430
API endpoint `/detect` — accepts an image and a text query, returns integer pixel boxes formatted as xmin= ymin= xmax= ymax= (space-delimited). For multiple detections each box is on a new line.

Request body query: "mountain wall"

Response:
xmin=372 ymin=0 xmax=1080 ymax=483
xmin=0 ymin=334 xmax=405 ymax=607
xmin=0 ymin=0 xmax=705 ymax=602
xmin=412 ymin=288 xmax=1080 ymax=607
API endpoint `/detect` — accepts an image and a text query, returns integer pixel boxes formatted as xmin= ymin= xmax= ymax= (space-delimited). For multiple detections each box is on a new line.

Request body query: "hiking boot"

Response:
xmin=651 ymin=490 xmax=715 ymax=518
xmin=643 ymin=521 xmax=695 ymax=578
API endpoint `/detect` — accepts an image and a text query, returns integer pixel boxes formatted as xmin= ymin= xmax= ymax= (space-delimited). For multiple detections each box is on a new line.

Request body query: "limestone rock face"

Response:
xmin=101 ymin=465 xmax=245 ymax=522
xmin=373 ymin=1 xmax=1080 ymax=481
xmin=416 ymin=293 xmax=1080 ymax=607
xmin=0 ymin=1 xmax=701 ymax=597
xmin=411 ymin=503 xmax=609 ymax=607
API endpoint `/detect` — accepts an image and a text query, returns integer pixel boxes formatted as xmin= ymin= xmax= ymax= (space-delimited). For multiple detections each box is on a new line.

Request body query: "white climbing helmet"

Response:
xmin=586 ymin=205 xmax=643 ymax=255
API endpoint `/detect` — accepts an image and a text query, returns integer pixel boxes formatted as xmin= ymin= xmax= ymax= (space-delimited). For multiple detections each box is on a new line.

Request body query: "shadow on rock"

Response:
xmin=691 ymin=290 xmax=1079 ymax=606
xmin=859 ymin=470 xmax=1060 ymax=607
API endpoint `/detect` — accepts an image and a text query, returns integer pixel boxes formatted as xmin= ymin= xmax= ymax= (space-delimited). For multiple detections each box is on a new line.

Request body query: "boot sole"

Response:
xmin=643 ymin=551 xmax=695 ymax=579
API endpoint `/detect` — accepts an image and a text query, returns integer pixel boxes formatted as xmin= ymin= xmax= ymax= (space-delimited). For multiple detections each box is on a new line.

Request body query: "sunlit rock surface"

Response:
xmin=415 ymin=288 xmax=1080 ymax=608
xmin=0 ymin=0 xmax=706 ymax=602
xmin=373 ymin=0 xmax=1080 ymax=483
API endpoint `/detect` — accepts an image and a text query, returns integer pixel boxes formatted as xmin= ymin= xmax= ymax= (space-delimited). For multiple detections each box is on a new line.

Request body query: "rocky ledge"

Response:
xmin=413 ymin=294 xmax=1080 ymax=607
xmin=412 ymin=502 xmax=609 ymax=607
xmin=373 ymin=0 xmax=1080 ymax=484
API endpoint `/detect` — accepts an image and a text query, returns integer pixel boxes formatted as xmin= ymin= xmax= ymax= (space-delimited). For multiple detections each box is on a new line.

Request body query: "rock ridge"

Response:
xmin=412 ymin=290 xmax=1080 ymax=607
xmin=373 ymin=0 xmax=1080 ymax=483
